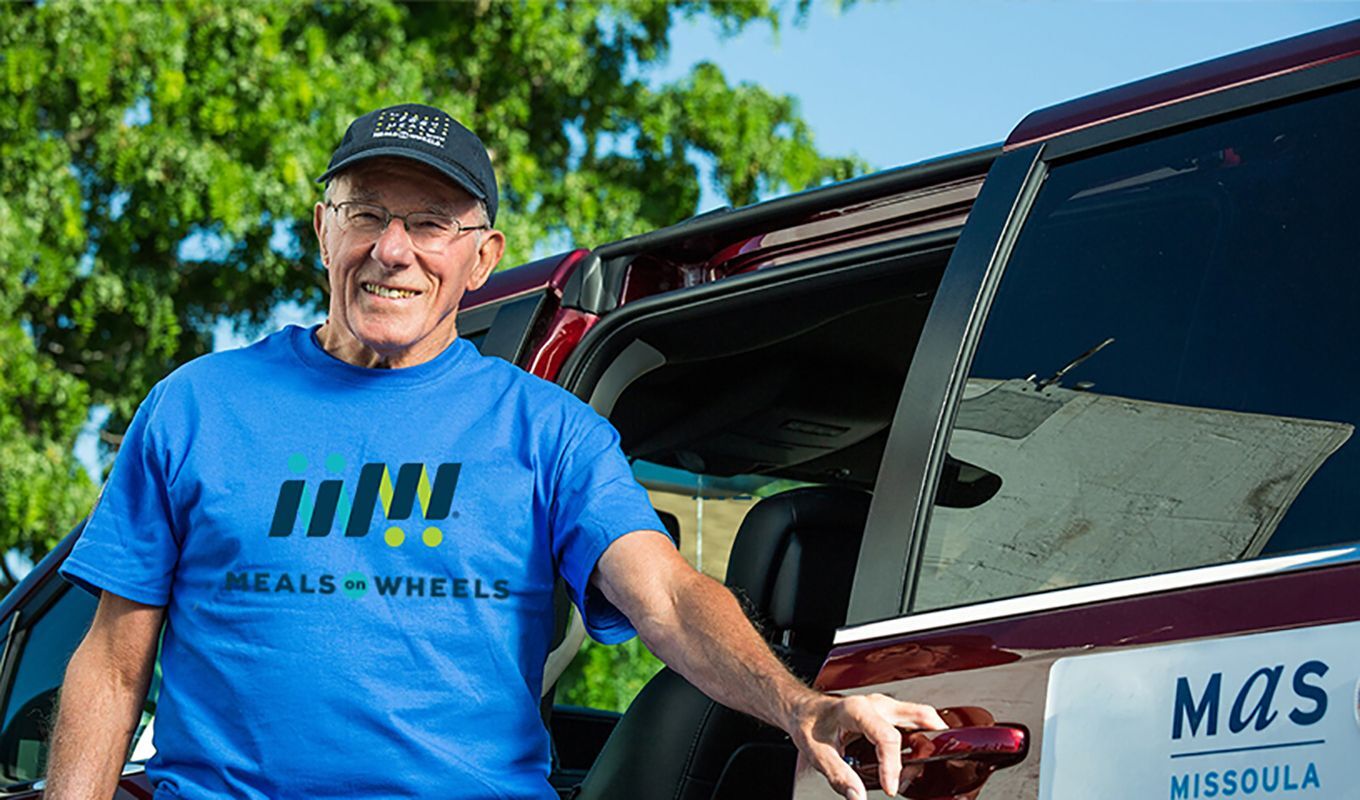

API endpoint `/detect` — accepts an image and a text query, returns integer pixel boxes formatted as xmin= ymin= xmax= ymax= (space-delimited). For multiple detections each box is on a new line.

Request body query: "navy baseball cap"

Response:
xmin=317 ymin=103 xmax=499 ymax=224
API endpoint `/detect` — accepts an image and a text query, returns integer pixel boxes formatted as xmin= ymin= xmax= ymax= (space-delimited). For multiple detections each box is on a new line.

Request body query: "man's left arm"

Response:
xmin=590 ymin=529 xmax=946 ymax=800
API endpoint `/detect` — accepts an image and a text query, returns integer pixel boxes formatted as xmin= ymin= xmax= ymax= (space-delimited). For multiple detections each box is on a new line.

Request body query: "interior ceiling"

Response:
xmin=609 ymin=263 xmax=942 ymax=487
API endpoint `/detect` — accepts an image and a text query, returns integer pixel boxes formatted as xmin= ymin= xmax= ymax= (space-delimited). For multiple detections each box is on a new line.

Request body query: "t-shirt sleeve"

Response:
xmin=59 ymin=384 xmax=181 ymax=606
xmin=550 ymin=414 xmax=666 ymax=645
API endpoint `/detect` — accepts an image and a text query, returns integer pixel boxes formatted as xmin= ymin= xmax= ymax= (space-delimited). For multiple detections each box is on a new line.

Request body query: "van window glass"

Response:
xmin=914 ymin=84 xmax=1360 ymax=612
xmin=0 ymin=586 xmax=97 ymax=783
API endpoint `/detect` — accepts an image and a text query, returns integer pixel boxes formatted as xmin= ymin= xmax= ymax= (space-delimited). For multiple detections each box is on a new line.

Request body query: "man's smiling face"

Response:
xmin=312 ymin=157 xmax=505 ymax=368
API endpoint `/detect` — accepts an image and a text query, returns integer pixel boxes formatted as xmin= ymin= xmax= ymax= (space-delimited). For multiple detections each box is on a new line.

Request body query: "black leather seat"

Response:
xmin=573 ymin=486 xmax=872 ymax=800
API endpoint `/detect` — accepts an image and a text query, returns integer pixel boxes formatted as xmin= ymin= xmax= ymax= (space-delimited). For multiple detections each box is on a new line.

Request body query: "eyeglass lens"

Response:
xmin=334 ymin=202 xmax=470 ymax=253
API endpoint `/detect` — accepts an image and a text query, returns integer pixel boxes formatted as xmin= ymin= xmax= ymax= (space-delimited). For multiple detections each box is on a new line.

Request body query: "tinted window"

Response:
xmin=915 ymin=84 xmax=1360 ymax=612
xmin=0 ymin=586 xmax=97 ymax=783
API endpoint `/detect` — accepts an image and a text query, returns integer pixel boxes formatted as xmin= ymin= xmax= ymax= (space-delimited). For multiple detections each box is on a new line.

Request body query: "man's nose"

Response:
xmin=370 ymin=218 xmax=415 ymax=267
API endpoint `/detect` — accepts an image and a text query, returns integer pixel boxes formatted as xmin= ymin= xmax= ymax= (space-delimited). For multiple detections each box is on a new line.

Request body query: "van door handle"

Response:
xmin=843 ymin=724 xmax=1029 ymax=796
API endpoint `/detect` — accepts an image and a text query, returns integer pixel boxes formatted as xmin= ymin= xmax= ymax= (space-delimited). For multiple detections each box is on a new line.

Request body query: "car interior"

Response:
xmin=546 ymin=239 xmax=957 ymax=798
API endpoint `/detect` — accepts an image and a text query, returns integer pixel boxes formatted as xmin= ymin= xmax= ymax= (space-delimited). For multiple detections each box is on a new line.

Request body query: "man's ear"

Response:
xmin=313 ymin=202 xmax=330 ymax=267
xmin=467 ymin=229 xmax=506 ymax=292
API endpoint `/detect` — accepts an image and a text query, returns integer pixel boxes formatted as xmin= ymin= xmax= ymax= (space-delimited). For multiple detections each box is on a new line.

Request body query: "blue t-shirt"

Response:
xmin=58 ymin=324 xmax=664 ymax=800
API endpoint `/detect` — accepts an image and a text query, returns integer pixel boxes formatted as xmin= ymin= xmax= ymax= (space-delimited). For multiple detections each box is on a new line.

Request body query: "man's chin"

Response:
xmin=347 ymin=316 xmax=457 ymax=360
xmin=349 ymin=318 xmax=425 ymax=351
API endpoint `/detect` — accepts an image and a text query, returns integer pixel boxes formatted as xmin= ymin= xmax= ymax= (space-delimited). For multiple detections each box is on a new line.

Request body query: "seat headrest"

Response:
xmin=723 ymin=486 xmax=871 ymax=652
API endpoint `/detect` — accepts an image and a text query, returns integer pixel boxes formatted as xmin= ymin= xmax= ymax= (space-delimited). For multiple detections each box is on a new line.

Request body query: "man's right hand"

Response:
xmin=790 ymin=691 xmax=947 ymax=800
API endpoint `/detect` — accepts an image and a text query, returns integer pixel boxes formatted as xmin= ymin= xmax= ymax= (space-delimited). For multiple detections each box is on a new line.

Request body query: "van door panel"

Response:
xmin=799 ymin=556 xmax=1360 ymax=798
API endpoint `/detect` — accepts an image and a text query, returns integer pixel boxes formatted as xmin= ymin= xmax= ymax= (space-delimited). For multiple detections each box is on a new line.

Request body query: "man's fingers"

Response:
xmin=874 ymin=733 xmax=902 ymax=797
xmin=840 ymin=697 xmax=904 ymax=797
xmin=910 ymin=703 xmax=948 ymax=731
xmin=857 ymin=693 xmax=948 ymax=733
xmin=795 ymin=693 xmax=948 ymax=799
xmin=868 ymin=694 xmax=948 ymax=732
xmin=804 ymin=740 xmax=871 ymax=800
xmin=854 ymin=695 xmax=951 ymax=795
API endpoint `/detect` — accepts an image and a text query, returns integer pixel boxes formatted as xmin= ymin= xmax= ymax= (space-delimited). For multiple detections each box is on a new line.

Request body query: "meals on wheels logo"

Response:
xmin=222 ymin=453 xmax=510 ymax=602
xmin=269 ymin=453 xmax=461 ymax=548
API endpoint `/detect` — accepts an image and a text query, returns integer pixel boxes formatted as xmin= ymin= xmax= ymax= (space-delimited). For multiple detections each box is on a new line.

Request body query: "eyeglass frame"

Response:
xmin=324 ymin=199 xmax=491 ymax=252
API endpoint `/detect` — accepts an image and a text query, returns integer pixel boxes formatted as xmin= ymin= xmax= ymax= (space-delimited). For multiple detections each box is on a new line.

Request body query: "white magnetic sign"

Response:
xmin=1039 ymin=620 xmax=1360 ymax=800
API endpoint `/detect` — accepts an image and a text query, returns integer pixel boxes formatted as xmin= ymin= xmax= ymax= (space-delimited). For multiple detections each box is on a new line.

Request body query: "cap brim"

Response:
xmin=315 ymin=147 xmax=488 ymax=202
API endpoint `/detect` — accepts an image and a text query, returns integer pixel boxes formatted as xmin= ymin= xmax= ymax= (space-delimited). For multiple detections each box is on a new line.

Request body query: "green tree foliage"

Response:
xmin=557 ymin=638 xmax=664 ymax=713
xmin=0 ymin=0 xmax=861 ymax=599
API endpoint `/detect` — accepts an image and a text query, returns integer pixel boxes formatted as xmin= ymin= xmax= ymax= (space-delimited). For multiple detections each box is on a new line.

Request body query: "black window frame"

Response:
xmin=458 ymin=291 xmax=551 ymax=364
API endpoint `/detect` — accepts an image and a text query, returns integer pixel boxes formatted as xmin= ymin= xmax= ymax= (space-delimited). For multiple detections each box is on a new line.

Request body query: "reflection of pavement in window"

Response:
xmin=919 ymin=378 xmax=1353 ymax=611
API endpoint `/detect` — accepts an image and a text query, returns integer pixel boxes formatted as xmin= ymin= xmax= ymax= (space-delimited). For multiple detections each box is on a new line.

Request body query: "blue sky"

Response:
xmin=660 ymin=2 xmax=1359 ymax=196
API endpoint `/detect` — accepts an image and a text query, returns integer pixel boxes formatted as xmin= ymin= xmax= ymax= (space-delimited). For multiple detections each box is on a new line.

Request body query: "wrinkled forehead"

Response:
xmin=330 ymin=157 xmax=476 ymax=213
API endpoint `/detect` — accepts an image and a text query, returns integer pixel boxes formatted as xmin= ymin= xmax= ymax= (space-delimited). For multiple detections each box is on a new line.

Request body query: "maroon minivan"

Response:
xmin=4 ymin=18 xmax=1359 ymax=800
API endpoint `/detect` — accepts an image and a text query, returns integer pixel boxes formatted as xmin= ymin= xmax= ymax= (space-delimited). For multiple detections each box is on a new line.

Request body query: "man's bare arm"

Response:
xmin=591 ymin=531 xmax=945 ymax=800
xmin=45 ymin=590 xmax=163 ymax=800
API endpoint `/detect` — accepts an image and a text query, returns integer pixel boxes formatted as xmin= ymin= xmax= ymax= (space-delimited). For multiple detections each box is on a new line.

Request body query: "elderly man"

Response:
xmin=47 ymin=104 xmax=943 ymax=800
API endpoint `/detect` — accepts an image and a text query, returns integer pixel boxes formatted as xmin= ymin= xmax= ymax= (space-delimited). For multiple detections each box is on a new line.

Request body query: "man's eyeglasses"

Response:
xmin=326 ymin=200 xmax=489 ymax=254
